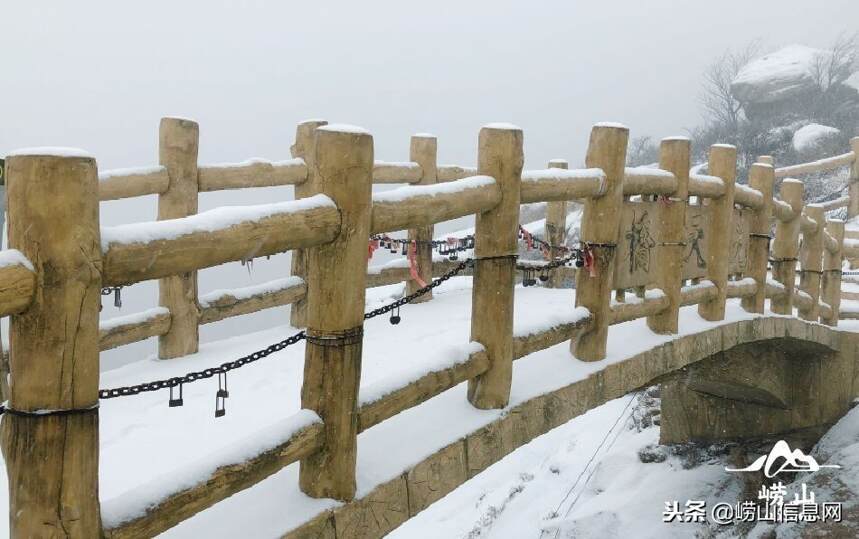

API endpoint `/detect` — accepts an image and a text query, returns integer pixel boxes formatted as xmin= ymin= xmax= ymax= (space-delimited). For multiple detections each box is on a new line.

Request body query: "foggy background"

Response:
xmin=3 ymin=0 xmax=857 ymax=369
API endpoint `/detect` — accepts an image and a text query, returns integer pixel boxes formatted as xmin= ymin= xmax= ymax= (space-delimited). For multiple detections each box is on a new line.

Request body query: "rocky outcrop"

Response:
xmin=792 ymin=123 xmax=841 ymax=154
xmin=732 ymin=45 xmax=820 ymax=105
xmin=731 ymin=45 xmax=859 ymax=124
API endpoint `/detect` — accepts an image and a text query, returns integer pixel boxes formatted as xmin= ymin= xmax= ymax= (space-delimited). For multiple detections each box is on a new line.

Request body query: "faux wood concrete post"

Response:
xmin=0 ymin=173 xmax=6 ymax=401
xmin=573 ymin=124 xmax=629 ymax=361
xmin=289 ymin=119 xmax=328 ymax=328
xmin=741 ymin=163 xmax=775 ymax=314
xmin=849 ymin=138 xmax=859 ymax=219
xmin=545 ymin=159 xmax=569 ymax=288
xmin=406 ymin=134 xmax=438 ymax=302
xmin=158 ymin=117 xmax=200 ymax=359
xmin=821 ymin=219 xmax=845 ymax=326
xmin=467 ymin=124 xmax=523 ymax=409
xmin=771 ymin=180 xmax=804 ymax=315
xmin=798 ymin=205 xmax=825 ymax=321
xmin=647 ymin=137 xmax=689 ymax=333
xmin=698 ymin=145 xmax=737 ymax=321
xmin=299 ymin=125 xmax=373 ymax=501
xmin=2 ymin=150 xmax=102 ymax=537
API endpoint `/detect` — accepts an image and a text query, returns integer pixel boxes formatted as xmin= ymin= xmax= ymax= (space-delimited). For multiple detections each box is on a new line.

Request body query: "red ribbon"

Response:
xmin=408 ymin=241 xmax=428 ymax=288
xmin=521 ymin=228 xmax=534 ymax=250
xmin=368 ymin=239 xmax=380 ymax=260
xmin=583 ymin=244 xmax=596 ymax=277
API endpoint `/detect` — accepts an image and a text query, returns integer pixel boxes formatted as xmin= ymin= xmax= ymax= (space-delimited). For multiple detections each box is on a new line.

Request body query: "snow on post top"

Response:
xmin=412 ymin=132 xmax=436 ymax=139
xmin=318 ymin=124 xmax=370 ymax=135
xmin=594 ymin=121 xmax=629 ymax=130
xmin=483 ymin=122 xmax=522 ymax=131
xmin=782 ymin=178 xmax=803 ymax=185
xmin=663 ymin=136 xmax=691 ymax=142
xmin=7 ymin=147 xmax=93 ymax=159
xmin=163 ymin=116 xmax=198 ymax=124
xmin=298 ymin=118 xmax=327 ymax=125
xmin=712 ymin=143 xmax=737 ymax=150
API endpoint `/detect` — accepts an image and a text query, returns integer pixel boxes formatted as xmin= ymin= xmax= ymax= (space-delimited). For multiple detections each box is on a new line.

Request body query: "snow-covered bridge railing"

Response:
xmin=1 ymin=119 xmax=856 ymax=539
xmin=771 ymin=138 xmax=859 ymax=217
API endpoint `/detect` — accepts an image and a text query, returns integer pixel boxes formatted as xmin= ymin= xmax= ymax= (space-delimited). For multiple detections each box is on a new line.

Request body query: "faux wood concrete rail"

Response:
xmin=3 ymin=120 xmax=858 ymax=539
xmin=283 ymin=315 xmax=855 ymax=539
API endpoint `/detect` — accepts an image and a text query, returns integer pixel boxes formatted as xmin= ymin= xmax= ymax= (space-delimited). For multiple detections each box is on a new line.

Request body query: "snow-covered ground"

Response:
xmin=390 ymin=392 xmax=743 ymax=539
xmin=393 ymin=390 xmax=859 ymax=539
xmin=0 ymin=267 xmax=857 ymax=537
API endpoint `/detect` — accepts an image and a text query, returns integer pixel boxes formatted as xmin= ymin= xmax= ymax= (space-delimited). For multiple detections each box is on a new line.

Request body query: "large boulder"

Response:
xmin=792 ymin=123 xmax=841 ymax=153
xmin=731 ymin=45 xmax=821 ymax=105
xmin=847 ymin=71 xmax=859 ymax=95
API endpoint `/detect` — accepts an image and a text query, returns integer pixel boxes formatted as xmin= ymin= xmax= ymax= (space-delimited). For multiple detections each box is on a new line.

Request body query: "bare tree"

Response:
xmin=626 ymin=136 xmax=659 ymax=167
xmin=810 ymin=33 xmax=857 ymax=93
xmin=808 ymin=32 xmax=858 ymax=127
xmin=699 ymin=41 xmax=762 ymax=132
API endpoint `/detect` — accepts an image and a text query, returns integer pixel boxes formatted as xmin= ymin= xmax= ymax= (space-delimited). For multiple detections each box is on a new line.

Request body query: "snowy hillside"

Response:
xmin=392 ymin=388 xmax=859 ymax=539
xmin=390 ymin=390 xmax=746 ymax=539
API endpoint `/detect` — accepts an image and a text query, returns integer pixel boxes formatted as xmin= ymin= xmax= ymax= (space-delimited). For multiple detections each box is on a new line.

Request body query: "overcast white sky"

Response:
xmin=3 ymin=0 xmax=858 ymax=366
xmin=4 ymin=0 xmax=859 ymax=171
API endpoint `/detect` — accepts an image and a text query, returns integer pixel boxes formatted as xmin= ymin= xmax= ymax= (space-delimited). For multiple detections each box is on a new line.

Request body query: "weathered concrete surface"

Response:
xmin=660 ymin=337 xmax=852 ymax=443
xmin=283 ymin=316 xmax=859 ymax=539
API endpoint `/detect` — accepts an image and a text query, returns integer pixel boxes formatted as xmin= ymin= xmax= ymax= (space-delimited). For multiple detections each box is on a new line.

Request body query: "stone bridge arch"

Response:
xmin=656 ymin=321 xmax=856 ymax=444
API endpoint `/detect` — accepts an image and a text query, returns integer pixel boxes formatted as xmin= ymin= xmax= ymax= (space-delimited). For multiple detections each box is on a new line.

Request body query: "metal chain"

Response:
xmin=97 ymin=238 xmax=578 ymax=401
xmin=99 ymin=260 xmax=476 ymax=400
xmin=98 ymin=330 xmax=306 ymax=399
xmin=517 ymin=253 xmax=577 ymax=272
xmin=518 ymin=224 xmax=574 ymax=254
xmin=364 ymin=259 xmax=473 ymax=320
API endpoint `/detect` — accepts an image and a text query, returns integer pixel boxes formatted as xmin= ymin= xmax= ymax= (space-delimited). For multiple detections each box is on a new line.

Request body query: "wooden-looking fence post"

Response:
xmin=407 ymin=134 xmax=438 ymax=302
xmin=821 ymin=219 xmax=845 ymax=326
xmin=2 ymin=150 xmax=102 ymax=536
xmin=771 ymin=179 xmax=804 ymax=315
xmin=647 ymin=137 xmax=689 ymax=333
xmin=798 ymin=204 xmax=824 ymax=321
xmin=158 ymin=117 xmax=200 ymax=358
xmin=0 ymin=172 xmax=7 ymax=401
xmin=545 ymin=158 xmax=569 ymax=288
xmin=573 ymin=124 xmax=628 ymax=361
xmin=299 ymin=125 xmax=373 ymax=501
xmin=467 ymin=124 xmax=523 ymax=409
xmin=849 ymin=137 xmax=859 ymax=219
xmin=698 ymin=144 xmax=737 ymax=321
xmin=741 ymin=163 xmax=775 ymax=314
xmin=289 ymin=119 xmax=328 ymax=329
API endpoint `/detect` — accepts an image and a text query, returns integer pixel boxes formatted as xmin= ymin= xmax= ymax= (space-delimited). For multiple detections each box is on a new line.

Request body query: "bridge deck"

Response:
xmin=2 ymin=279 xmax=857 ymax=538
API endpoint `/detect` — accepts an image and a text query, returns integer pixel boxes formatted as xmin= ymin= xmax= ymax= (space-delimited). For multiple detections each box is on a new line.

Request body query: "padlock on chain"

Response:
xmin=169 ymin=383 xmax=184 ymax=407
